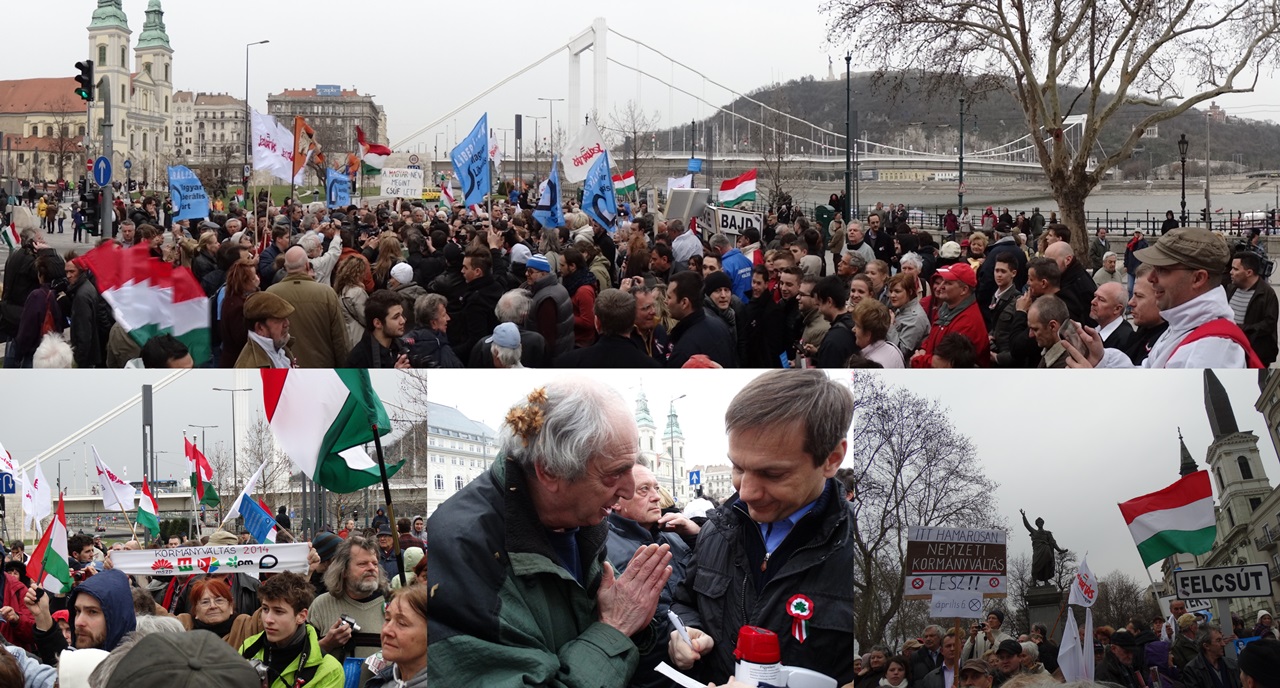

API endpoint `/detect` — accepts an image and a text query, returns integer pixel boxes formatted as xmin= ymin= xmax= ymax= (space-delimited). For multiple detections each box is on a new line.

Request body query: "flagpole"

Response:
xmin=369 ymin=421 xmax=407 ymax=588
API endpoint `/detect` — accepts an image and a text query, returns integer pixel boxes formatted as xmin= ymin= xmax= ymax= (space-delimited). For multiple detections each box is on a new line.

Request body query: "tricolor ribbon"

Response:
xmin=787 ymin=594 xmax=813 ymax=643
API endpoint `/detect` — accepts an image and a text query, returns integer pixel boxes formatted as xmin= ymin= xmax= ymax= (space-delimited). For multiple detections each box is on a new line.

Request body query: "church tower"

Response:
xmin=661 ymin=402 xmax=687 ymax=504
xmin=88 ymin=0 xmax=131 ymax=169
xmin=635 ymin=387 xmax=658 ymax=454
xmin=134 ymin=0 xmax=174 ymax=183
xmin=1203 ymin=371 xmax=1273 ymax=546
xmin=1163 ymin=429 xmax=1203 ymax=582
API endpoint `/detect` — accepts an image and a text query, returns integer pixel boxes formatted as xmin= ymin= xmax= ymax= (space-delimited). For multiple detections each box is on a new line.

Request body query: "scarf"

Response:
xmin=934 ymin=293 xmax=976 ymax=328
xmin=562 ymin=268 xmax=598 ymax=296
xmin=193 ymin=615 xmax=236 ymax=639
xmin=263 ymin=625 xmax=309 ymax=684
xmin=879 ymin=678 xmax=908 ymax=688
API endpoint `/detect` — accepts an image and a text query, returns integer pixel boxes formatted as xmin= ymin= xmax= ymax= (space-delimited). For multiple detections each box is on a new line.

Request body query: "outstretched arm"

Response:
xmin=1020 ymin=509 xmax=1034 ymax=534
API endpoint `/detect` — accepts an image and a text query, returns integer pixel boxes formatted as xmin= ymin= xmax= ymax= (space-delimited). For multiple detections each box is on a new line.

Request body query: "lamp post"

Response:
xmin=524 ymin=115 xmax=546 ymax=169
xmin=958 ymin=97 xmax=967 ymax=211
xmin=1178 ymin=133 xmax=1189 ymax=226
xmin=538 ymin=98 xmax=564 ymax=155
xmin=844 ymin=52 xmax=852 ymax=223
xmin=212 ymin=387 xmax=251 ymax=489
xmin=57 ymin=459 xmax=70 ymax=496
xmin=244 ymin=40 xmax=269 ymax=197
xmin=667 ymin=395 xmax=686 ymax=504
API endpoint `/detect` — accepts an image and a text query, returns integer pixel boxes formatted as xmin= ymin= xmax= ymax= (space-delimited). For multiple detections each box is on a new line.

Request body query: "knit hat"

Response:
xmin=312 ymin=532 xmax=343 ymax=563
xmin=989 ymin=609 xmax=1006 ymax=624
xmin=940 ymin=241 xmax=962 ymax=259
xmin=510 ymin=242 xmax=532 ymax=265
xmin=703 ymin=270 xmax=733 ymax=296
xmin=105 ymin=630 xmax=261 ymax=688
xmin=526 ymin=253 xmax=552 ymax=274
xmin=389 ymin=262 xmax=414 ymax=285
xmin=1239 ymin=639 xmax=1280 ymax=683
xmin=1258 ymin=609 xmax=1272 ymax=623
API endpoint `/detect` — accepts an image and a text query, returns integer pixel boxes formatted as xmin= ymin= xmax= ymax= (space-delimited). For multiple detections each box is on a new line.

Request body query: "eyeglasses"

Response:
xmin=197 ymin=597 xmax=230 ymax=609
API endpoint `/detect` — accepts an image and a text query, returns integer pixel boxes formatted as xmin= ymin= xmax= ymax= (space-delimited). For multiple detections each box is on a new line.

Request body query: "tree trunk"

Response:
xmin=1054 ymin=180 xmax=1093 ymax=269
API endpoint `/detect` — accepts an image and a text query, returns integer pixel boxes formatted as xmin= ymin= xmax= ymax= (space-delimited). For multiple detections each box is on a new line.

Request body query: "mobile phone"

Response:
xmin=1059 ymin=319 xmax=1084 ymax=352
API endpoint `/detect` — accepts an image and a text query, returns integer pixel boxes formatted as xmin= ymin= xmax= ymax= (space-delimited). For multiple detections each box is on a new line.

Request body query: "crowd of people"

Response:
xmin=2 ymin=190 xmax=1274 ymax=369
xmin=0 ymin=513 xmax=426 ymax=687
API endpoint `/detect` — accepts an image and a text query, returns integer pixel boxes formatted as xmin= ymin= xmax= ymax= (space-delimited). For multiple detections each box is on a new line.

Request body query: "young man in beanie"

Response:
xmin=962 ymin=610 xmax=1013 ymax=662
xmin=234 ymin=291 xmax=297 ymax=368
xmin=309 ymin=532 xmax=343 ymax=596
xmin=1238 ymin=639 xmax=1279 ymax=688
xmin=522 ymin=252 xmax=574 ymax=364
xmin=240 ymin=571 xmax=343 ymax=688
xmin=1067 ymin=227 xmax=1262 ymax=368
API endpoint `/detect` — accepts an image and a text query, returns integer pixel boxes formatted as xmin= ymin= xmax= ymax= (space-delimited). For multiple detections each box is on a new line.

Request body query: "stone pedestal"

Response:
xmin=1026 ymin=584 xmax=1068 ymax=642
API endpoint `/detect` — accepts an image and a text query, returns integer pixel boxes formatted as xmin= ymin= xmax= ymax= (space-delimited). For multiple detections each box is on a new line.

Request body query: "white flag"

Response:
xmin=0 ymin=440 xmax=15 ymax=473
xmin=251 ymin=110 xmax=305 ymax=185
xmin=92 ymin=447 xmax=135 ymax=512
xmin=1059 ymin=611 xmax=1084 ymax=681
xmin=667 ymin=174 xmax=693 ymax=193
xmin=19 ymin=466 xmax=44 ymax=530
xmin=489 ymin=140 xmax=505 ymax=175
xmin=30 ymin=462 xmax=51 ymax=524
xmin=561 ymin=122 xmax=608 ymax=183
xmin=222 ymin=461 xmax=267 ymax=524
xmin=1068 ymin=556 xmax=1098 ymax=608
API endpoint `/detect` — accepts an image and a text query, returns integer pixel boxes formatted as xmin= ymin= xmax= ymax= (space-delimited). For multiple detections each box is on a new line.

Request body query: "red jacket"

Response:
xmin=910 ymin=299 xmax=991 ymax=367
xmin=0 ymin=573 xmax=35 ymax=651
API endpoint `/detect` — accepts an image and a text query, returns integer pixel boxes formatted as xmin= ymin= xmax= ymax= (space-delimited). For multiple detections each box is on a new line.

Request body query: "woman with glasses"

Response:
xmin=177 ymin=577 xmax=260 ymax=648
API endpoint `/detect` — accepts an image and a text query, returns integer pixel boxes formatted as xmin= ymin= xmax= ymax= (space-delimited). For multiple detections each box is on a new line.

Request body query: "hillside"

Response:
xmin=655 ymin=73 xmax=1280 ymax=177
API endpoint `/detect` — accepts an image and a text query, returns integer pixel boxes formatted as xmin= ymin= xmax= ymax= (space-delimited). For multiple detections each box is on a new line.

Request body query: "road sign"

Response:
xmin=408 ymin=154 xmax=420 ymax=165
xmin=407 ymin=164 xmax=422 ymax=170
xmin=687 ymin=158 xmax=703 ymax=173
xmin=86 ymin=159 xmax=93 ymax=173
xmin=123 ymin=159 xmax=132 ymax=170
xmin=0 ymin=472 xmax=15 ymax=495
xmin=92 ymin=156 xmax=112 ymax=186
xmin=688 ymin=470 xmax=701 ymax=486
xmin=243 ymin=164 xmax=252 ymax=180
xmin=1173 ymin=564 xmax=1273 ymax=599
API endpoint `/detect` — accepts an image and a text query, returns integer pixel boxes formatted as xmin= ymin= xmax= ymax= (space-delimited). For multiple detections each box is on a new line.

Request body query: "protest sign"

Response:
xmin=905 ymin=526 xmax=1007 ymax=600
xmin=714 ymin=206 xmax=764 ymax=236
xmin=380 ymin=168 xmax=425 ymax=199
xmin=168 ymin=166 xmax=209 ymax=222
xmin=110 ymin=542 xmax=309 ymax=576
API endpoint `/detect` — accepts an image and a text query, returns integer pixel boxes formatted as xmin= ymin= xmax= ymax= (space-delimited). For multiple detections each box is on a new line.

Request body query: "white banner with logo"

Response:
xmin=561 ymin=123 xmax=608 ymax=184
xmin=110 ymin=542 xmax=309 ymax=576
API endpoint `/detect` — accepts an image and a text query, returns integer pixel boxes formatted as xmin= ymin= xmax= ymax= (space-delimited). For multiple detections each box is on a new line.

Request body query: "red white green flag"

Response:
xmin=718 ymin=168 xmax=758 ymax=207
xmin=1119 ymin=470 xmax=1216 ymax=567
xmin=612 ymin=170 xmax=636 ymax=196
xmin=184 ymin=437 xmax=220 ymax=507
xmin=2 ymin=222 xmax=19 ymax=251
xmin=27 ymin=494 xmax=71 ymax=594
xmin=137 ymin=476 xmax=160 ymax=535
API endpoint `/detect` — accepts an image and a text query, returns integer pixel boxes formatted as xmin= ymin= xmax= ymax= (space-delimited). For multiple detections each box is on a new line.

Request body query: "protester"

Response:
xmin=366 ymin=585 xmax=427 ymax=688
xmin=239 ymin=571 xmax=344 ymax=688
xmin=25 ymin=568 xmax=136 ymax=666
xmin=175 ymin=577 xmax=259 ymax=648
xmin=309 ymin=536 xmax=389 ymax=664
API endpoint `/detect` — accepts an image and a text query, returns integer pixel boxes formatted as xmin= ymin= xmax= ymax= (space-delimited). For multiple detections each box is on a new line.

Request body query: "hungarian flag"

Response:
xmin=440 ymin=183 xmax=455 ymax=206
xmin=2 ymin=221 xmax=19 ymax=251
xmin=612 ymin=170 xmax=637 ymax=196
xmin=357 ymin=126 xmax=391 ymax=170
xmin=184 ymin=437 xmax=220 ymax=507
xmin=27 ymin=494 xmax=71 ymax=594
xmin=262 ymin=370 xmax=402 ymax=493
xmin=137 ymin=476 xmax=160 ymax=535
xmin=1119 ymin=470 xmax=1216 ymax=567
xmin=78 ymin=242 xmax=211 ymax=365
xmin=292 ymin=116 xmax=319 ymax=180
xmin=719 ymin=168 xmax=758 ymax=207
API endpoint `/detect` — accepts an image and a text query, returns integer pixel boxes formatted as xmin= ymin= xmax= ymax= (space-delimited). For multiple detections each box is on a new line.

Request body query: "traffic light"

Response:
xmin=83 ymin=189 xmax=100 ymax=236
xmin=74 ymin=60 xmax=95 ymax=102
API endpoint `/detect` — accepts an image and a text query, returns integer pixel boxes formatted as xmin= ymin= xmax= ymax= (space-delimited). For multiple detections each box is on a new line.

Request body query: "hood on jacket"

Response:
xmin=68 ymin=569 xmax=135 ymax=651
xmin=1258 ymin=609 xmax=1273 ymax=623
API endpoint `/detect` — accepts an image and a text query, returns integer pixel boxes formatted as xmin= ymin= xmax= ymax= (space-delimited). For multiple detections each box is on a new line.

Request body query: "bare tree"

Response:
xmin=607 ymin=100 xmax=662 ymax=192
xmin=48 ymin=112 xmax=81 ymax=183
xmin=1093 ymin=570 xmax=1158 ymax=631
xmin=240 ymin=417 xmax=292 ymax=499
xmin=757 ymin=98 xmax=798 ymax=213
xmin=845 ymin=375 xmax=1001 ymax=648
xmin=822 ymin=0 xmax=1280 ymax=266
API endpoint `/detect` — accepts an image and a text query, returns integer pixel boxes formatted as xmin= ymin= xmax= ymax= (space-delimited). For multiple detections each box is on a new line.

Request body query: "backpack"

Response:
xmin=1169 ymin=318 xmax=1263 ymax=368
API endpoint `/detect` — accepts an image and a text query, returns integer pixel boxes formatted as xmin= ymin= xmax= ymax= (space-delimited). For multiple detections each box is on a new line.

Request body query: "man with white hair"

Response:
xmin=1093 ymin=251 xmax=1125 ymax=286
xmin=266 ymin=246 xmax=350 ymax=367
xmin=428 ymin=380 xmax=673 ymax=685
xmin=300 ymin=229 xmax=343 ymax=286
xmin=1091 ymin=281 xmax=1134 ymax=351
xmin=487 ymin=322 xmax=524 ymax=368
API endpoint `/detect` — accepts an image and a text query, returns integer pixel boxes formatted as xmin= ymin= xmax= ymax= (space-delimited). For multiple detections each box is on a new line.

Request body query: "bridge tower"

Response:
xmin=567 ymin=18 xmax=607 ymax=127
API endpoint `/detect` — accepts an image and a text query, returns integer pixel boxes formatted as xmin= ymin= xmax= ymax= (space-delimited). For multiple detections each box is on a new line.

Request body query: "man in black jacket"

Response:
xmin=665 ymin=271 xmax=735 ymax=368
xmin=811 ymin=276 xmax=856 ymax=368
xmin=669 ymin=370 xmax=855 ymax=685
xmin=1094 ymin=630 xmax=1143 ymax=688
xmin=345 ymin=289 xmax=410 ymax=368
xmin=1045 ymin=239 xmax=1097 ymax=327
xmin=452 ymin=244 xmax=506 ymax=361
xmin=555 ymin=288 xmax=660 ymax=368
xmin=1 ymin=229 xmax=58 ymax=368
xmin=1227 ymin=251 xmax=1279 ymax=366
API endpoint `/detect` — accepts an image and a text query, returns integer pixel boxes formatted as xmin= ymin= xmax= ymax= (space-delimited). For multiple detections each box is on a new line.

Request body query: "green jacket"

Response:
xmin=240 ymin=623 xmax=346 ymax=688
xmin=427 ymin=457 xmax=639 ymax=687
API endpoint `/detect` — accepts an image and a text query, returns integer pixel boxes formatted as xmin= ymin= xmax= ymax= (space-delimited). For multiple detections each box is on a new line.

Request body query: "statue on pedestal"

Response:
xmin=1021 ymin=509 xmax=1067 ymax=586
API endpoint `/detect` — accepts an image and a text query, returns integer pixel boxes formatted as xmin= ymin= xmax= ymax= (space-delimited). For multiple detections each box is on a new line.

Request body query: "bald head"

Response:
xmin=1045 ymin=241 xmax=1075 ymax=272
xmin=283 ymin=246 xmax=309 ymax=273
xmin=1091 ymin=281 xmax=1127 ymax=327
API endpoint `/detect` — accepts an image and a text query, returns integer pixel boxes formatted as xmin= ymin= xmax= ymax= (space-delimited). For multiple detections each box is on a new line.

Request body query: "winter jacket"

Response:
xmin=257 ymin=242 xmax=284 ymax=288
xmin=345 ymin=331 xmax=407 ymax=368
xmin=392 ymin=281 xmax=429 ymax=330
xmin=265 ymin=273 xmax=350 ymax=368
xmin=339 ymin=285 xmax=368 ymax=352
xmin=14 ymin=285 xmax=63 ymax=361
xmin=0 ymin=573 xmax=34 ymax=651
xmin=310 ymin=233 xmax=343 ymax=287
xmin=1 ymin=245 xmax=56 ymax=338
xmin=604 ymin=513 xmax=693 ymax=688
xmin=720 ymin=248 xmax=754 ymax=301
xmin=1225 ymin=278 xmax=1279 ymax=366
xmin=33 ymin=569 xmax=135 ymax=666
xmin=192 ymin=250 xmax=218 ymax=288
xmin=239 ymin=624 xmax=344 ymax=688
xmin=469 ymin=326 xmax=547 ymax=369
xmin=887 ymin=298 xmax=929 ymax=362
xmin=553 ymin=333 xmax=661 ymax=368
xmin=453 ymin=273 xmax=506 ymax=360
xmin=1098 ymin=287 xmax=1252 ymax=368
xmin=1124 ymin=237 xmax=1148 ymax=275
xmin=1094 ymin=651 xmax=1141 ymax=688
xmin=813 ymin=312 xmax=857 ymax=368
xmin=1181 ymin=653 xmax=1241 ymax=688
xmin=4 ymin=645 xmax=55 ymax=688
xmin=526 ymin=274 xmax=574 ymax=365
xmin=910 ymin=298 xmax=990 ymax=367
xmin=340 ymin=247 xmax=377 ymax=293
xmin=671 ymin=479 xmax=856 ymax=685
xmin=743 ymin=295 xmax=787 ymax=368
xmin=64 ymin=274 xmax=103 ymax=368
xmin=367 ymin=664 xmax=428 ymax=688
xmin=989 ymin=287 xmax=1022 ymax=367
xmin=428 ymin=458 xmax=641 ymax=687
xmin=566 ymin=273 xmax=600 ymax=349
xmin=1059 ymin=260 xmax=1098 ymax=327
xmin=668 ymin=307 xmax=736 ymax=368
xmin=403 ymin=327 xmax=464 ymax=368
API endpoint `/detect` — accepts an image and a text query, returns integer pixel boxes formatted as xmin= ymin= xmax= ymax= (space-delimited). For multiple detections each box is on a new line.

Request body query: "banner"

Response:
xmin=667 ymin=174 xmax=693 ymax=193
xmin=251 ymin=110 xmax=303 ymax=185
xmin=326 ymin=170 xmax=351 ymax=209
xmin=379 ymin=168 xmax=425 ymax=199
xmin=562 ymin=122 xmax=608 ymax=184
xmin=110 ymin=542 xmax=309 ymax=576
xmin=168 ymin=166 xmax=209 ymax=222
xmin=581 ymin=151 xmax=618 ymax=233
xmin=292 ymin=116 xmax=319 ymax=180
xmin=904 ymin=526 xmax=1007 ymax=600
xmin=450 ymin=114 xmax=490 ymax=208
xmin=532 ymin=158 xmax=565 ymax=229
xmin=1061 ymin=556 xmax=1097 ymax=681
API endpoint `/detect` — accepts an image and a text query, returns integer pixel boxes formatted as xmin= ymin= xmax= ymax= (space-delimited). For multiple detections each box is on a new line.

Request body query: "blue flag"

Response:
xmin=326 ymin=170 xmax=351 ymax=209
xmin=582 ymin=151 xmax=618 ymax=233
xmin=167 ymin=166 xmax=209 ymax=221
xmin=450 ymin=114 xmax=490 ymax=208
xmin=532 ymin=157 xmax=565 ymax=229
xmin=240 ymin=495 xmax=278 ymax=544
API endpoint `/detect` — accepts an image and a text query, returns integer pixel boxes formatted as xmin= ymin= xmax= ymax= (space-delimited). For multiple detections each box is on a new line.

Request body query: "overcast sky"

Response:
xmin=9 ymin=1 xmax=1280 ymax=153
xmin=428 ymin=369 xmax=1275 ymax=585
xmin=0 ymin=370 xmax=416 ymax=493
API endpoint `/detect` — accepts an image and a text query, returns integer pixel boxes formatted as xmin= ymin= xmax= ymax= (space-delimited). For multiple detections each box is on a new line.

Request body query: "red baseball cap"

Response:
xmin=936 ymin=263 xmax=977 ymax=288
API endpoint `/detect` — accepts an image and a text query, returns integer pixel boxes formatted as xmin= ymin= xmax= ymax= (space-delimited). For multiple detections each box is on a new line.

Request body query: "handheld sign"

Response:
xmin=1173 ymin=564 xmax=1272 ymax=599
xmin=905 ymin=526 xmax=1007 ymax=600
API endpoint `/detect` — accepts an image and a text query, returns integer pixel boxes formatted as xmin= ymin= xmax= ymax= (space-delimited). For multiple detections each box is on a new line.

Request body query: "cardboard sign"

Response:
xmin=380 ymin=168 xmax=425 ymax=199
xmin=905 ymin=526 xmax=1007 ymax=600
xmin=110 ymin=543 xmax=309 ymax=576
xmin=929 ymin=590 xmax=987 ymax=619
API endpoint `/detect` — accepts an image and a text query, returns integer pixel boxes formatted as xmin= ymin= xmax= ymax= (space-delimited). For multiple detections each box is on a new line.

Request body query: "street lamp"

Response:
xmin=1178 ymin=133 xmax=1190 ymax=226
xmin=244 ymin=40 xmax=269 ymax=198
xmin=524 ymin=115 xmax=547 ymax=169
xmin=538 ymin=98 xmax=564 ymax=154
xmin=57 ymin=459 xmax=70 ymax=495
xmin=844 ymin=52 xmax=852 ymax=223
xmin=958 ymin=97 xmax=967 ymax=211
xmin=667 ymin=395 xmax=686 ymax=505
xmin=212 ymin=387 xmax=251 ymax=489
